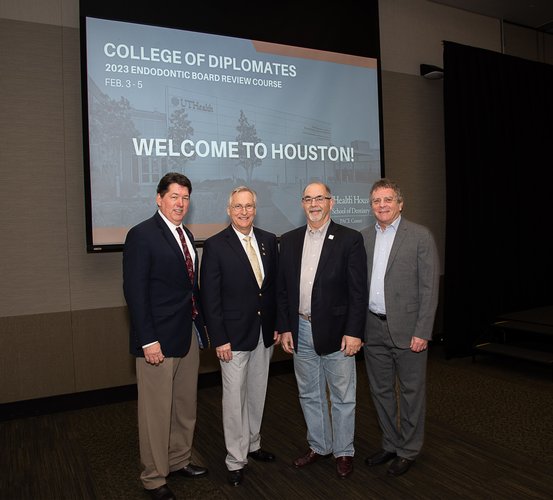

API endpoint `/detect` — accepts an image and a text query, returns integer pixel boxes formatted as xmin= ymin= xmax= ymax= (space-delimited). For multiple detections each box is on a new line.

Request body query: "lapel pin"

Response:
xmin=328 ymin=234 xmax=334 ymax=240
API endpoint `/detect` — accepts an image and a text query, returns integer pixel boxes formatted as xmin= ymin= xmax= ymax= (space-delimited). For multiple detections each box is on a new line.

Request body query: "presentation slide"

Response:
xmin=83 ymin=16 xmax=382 ymax=250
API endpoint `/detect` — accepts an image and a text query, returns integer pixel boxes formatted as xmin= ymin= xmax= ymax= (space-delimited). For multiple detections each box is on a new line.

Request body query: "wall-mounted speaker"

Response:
xmin=420 ymin=64 xmax=444 ymax=79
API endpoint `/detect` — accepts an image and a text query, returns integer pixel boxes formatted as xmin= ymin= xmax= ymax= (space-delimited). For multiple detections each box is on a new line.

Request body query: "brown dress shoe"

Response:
xmin=293 ymin=449 xmax=331 ymax=468
xmin=336 ymin=456 xmax=353 ymax=478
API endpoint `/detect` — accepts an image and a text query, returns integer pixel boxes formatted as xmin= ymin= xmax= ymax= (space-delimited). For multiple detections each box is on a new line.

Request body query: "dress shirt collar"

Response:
xmin=231 ymin=225 xmax=255 ymax=241
xmin=158 ymin=209 xmax=182 ymax=232
xmin=375 ymin=214 xmax=401 ymax=233
xmin=306 ymin=218 xmax=331 ymax=237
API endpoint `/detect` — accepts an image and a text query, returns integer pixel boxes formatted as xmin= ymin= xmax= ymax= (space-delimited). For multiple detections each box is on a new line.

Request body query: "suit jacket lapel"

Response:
xmin=365 ymin=227 xmax=376 ymax=282
xmin=253 ymin=227 xmax=270 ymax=284
xmin=155 ymin=213 xmax=185 ymax=264
xmin=154 ymin=213 xmax=194 ymax=284
xmin=289 ymin=226 xmax=307 ymax=288
xmin=315 ymin=221 xmax=337 ymax=281
xmin=225 ymin=225 xmax=260 ymax=285
xmin=386 ymin=219 xmax=407 ymax=272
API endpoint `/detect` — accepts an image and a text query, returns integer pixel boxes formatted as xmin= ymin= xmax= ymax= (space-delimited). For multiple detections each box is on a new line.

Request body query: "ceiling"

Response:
xmin=428 ymin=0 xmax=553 ymax=33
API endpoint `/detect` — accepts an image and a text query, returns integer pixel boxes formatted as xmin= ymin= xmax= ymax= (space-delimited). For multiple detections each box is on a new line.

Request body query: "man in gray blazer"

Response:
xmin=362 ymin=178 xmax=439 ymax=477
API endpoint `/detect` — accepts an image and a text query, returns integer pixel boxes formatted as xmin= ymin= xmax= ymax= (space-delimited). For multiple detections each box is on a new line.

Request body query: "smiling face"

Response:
xmin=228 ymin=189 xmax=256 ymax=235
xmin=302 ymin=182 xmax=334 ymax=229
xmin=370 ymin=186 xmax=403 ymax=228
xmin=156 ymin=182 xmax=190 ymax=226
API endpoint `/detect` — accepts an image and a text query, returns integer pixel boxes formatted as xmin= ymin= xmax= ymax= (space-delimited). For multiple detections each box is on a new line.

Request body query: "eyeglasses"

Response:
xmin=371 ymin=197 xmax=397 ymax=205
xmin=301 ymin=195 xmax=331 ymax=204
xmin=230 ymin=204 xmax=256 ymax=212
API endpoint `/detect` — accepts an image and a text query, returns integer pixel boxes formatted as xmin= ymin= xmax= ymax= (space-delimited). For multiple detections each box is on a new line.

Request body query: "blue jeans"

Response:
xmin=293 ymin=317 xmax=357 ymax=457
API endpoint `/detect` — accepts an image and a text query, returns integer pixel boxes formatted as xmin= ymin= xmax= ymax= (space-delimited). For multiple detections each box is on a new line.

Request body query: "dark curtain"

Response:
xmin=443 ymin=41 xmax=553 ymax=357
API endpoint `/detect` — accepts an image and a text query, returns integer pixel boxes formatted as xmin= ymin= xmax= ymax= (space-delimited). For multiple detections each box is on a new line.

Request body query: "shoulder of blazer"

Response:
xmin=360 ymin=225 xmax=374 ymax=240
xmin=398 ymin=217 xmax=428 ymax=233
xmin=281 ymin=225 xmax=306 ymax=242
xmin=205 ymin=224 xmax=234 ymax=244
xmin=328 ymin=220 xmax=352 ymax=233
xmin=133 ymin=212 xmax=159 ymax=228
xmin=150 ymin=212 xmax=173 ymax=236
xmin=152 ymin=211 xmax=164 ymax=226
xmin=204 ymin=226 xmax=249 ymax=260
xmin=127 ymin=212 xmax=163 ymax=237
xmin=397 ymin=217 xmax=429 ymax=239
xmin=327 ymin=220 xmax=361 ymax=240
xmin=253 ymin=226 xmax=277 ymax=242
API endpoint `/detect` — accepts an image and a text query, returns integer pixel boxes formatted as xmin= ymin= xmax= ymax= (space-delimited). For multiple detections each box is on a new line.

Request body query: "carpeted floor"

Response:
xmin=2 ymin=344 xmax=552 ymax=499
xmin=426 ymin=348 xmax=553 ymax=465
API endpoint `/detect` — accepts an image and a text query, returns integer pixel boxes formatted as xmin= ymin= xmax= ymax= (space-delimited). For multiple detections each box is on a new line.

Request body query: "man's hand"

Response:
xmin=143 ymin=342 xmax=165 ymax=365
xmin=341 ymin=335 xmax=363 ymax=357
xmin=410 ymin=336 xmax=428 ymax=353
xmin=216 ymin=342 xmax=233 ymax=363
xmin=281 ymin=332 xmax=294 ymax=354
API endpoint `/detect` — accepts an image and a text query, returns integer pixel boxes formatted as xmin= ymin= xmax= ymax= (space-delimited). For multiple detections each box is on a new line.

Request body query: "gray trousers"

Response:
xmin=363 ymin=314 xmax=427 ymax=460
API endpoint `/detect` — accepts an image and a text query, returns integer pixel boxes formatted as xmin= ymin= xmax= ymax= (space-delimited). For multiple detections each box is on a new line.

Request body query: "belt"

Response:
xmin=370 ymin=310 xmax=387 ymax=321
xmin=299 ymin=313 xmax=312 ymax=322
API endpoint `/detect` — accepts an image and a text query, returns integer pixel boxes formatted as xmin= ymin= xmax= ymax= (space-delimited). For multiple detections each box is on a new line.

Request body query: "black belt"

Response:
xmin=370 ymin=311 xmax=387 ymax=321
xmin=299 ymin=313 xmax=311 ymax=322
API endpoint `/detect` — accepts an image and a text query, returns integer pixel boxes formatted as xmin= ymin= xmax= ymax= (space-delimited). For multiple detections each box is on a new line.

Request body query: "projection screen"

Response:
xmin=82 ymin=15 xmax=382 ymax=251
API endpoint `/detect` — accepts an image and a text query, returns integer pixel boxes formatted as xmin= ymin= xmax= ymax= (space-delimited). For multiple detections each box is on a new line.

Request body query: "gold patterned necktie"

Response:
xmin=244 ymin=236 xmax=263 ymax=287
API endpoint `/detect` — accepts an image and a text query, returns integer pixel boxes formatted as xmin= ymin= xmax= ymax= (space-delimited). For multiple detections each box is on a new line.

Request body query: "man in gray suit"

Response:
xmin=362 ymin=178 xmax=439 ymax=477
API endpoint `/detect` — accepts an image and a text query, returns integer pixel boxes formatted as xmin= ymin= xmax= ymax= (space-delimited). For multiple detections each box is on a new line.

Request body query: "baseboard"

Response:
xmin=0 ymin=359 xmax=294 ymax=421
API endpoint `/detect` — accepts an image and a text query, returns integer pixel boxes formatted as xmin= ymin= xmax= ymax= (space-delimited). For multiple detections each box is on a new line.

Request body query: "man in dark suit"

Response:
xmin=200 ymin=186 xmax=279 ymax=487
xmin=277 ymin=182 xmax=367 ymax=479
xmin=362 ymin=178 xmax=440 ymax=477
xmin=123 ymin=172 xmax=209 ymax=500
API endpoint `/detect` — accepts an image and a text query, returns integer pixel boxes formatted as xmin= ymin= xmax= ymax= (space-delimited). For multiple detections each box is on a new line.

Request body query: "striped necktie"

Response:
xmin=176 ymin=227 xmax=198 ymax=319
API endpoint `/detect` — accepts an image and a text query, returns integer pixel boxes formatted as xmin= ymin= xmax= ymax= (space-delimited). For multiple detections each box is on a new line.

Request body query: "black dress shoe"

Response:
xmin=364 ymin=449 xmax=397 ymax=466
xmin=387 ymin=457 xmax=414 ymax=476
xmin=247 ymin=449 xmax=276 ymax=462
xmin=172 ymin=464 xmax=208 ymax=478
xmin=145 ymin=484 xmax=176 ymax=500
xmin=227 ymin=468 xmax=244 ymax=486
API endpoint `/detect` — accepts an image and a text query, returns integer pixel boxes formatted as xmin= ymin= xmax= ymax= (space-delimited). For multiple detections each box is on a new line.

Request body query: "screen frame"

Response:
xmin=79 ymin=0 xmax=384 ymax=252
